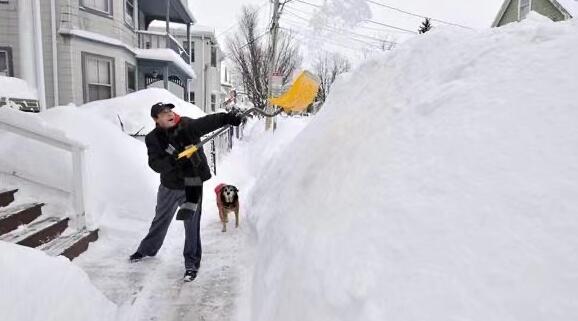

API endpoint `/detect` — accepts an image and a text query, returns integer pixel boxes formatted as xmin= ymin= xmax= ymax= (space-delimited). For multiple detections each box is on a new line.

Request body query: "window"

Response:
xmin=189 ymin=91 xmax=195 ymax=104
xmin=520 ymin=0 xmax=531 ymax=19
xmin=0 ymin=48 xmax=12 ymax=77
xmin=124 ymin=0 xmax=135 ymax=27
xmin=191 ymin=42 xmax=195 ymax=63
xmin=182 ymin=41 xmax=195 ymax=63
xmin=126 ymin=62 xmax=136 ymax=93
xmin=211 ymin=46 xmax=217 ymax=67
xmin=210 ymin=94 xmax=216 ymax=111
xmin=83 ymin=53 xmax=114 ymax=102
xmin=81 ymin=0 xmax=112 ymax=15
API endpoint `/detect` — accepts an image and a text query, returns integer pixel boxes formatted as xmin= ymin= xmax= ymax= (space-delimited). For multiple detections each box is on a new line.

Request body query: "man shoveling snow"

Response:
xmin=129 ymin=102 xmax=244 ymax=282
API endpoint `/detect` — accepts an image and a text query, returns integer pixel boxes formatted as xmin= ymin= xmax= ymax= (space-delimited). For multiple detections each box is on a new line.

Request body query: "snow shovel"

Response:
xmin=178 ymin=70 xmax=320 ymax=160
xmin=177 ymin=107 xmax=284 ymax=159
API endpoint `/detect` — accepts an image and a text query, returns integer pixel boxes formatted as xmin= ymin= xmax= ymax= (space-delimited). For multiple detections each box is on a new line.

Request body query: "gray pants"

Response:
xmin=137 ymin=184 xmax=203 ymax=271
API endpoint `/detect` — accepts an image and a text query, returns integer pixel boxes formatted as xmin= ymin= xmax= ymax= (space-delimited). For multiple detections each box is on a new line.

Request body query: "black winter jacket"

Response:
xmin=145 ymin=113 xmax=232 ymax=189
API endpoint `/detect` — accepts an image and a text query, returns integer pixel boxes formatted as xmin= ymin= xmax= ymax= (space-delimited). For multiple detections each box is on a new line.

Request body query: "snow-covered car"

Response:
xmin=0 ymin=76 xmax=40 ymax=112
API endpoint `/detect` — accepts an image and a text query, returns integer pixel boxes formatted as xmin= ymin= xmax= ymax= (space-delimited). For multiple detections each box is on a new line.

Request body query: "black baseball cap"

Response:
xmin=150 ymin=102 xmax=175 ymax=118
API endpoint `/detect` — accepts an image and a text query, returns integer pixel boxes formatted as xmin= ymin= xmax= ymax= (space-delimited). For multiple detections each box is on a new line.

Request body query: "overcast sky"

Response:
xmin=188 ymin=0 xmax=506 ymax=65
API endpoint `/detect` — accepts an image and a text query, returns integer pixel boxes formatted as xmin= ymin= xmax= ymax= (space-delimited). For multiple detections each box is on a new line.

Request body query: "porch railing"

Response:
xmin=136 ymin=30 xmax=191 ymax=64
xmin=0 ymin=115 xmax=88 ymax=230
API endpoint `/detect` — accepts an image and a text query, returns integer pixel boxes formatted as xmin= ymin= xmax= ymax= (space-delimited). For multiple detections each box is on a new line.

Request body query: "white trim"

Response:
xmin=518 ymin=0 xmax=532 ymax=20
xmin=59 ymin=28 xmax=136 ymax=54
xmin=492 ymin=0 xmax=512 ymax=27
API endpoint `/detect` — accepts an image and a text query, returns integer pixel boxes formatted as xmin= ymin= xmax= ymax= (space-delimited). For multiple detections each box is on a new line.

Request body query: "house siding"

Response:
xmin=60 ymin=36 xmax=136 ymax=105
xmin=0 ymin=0 xmax=20 ymax=78
xmin=180 ymin=35 xmax=222 ymax=112
xmin=532 ymin=0 xmax=566 ymax=21
xmin=498 ymin=0 xmax=520 ymax=26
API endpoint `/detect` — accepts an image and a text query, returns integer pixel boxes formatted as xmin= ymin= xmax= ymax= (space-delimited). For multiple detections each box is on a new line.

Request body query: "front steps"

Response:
xmin=0 ymin=188 xmax=98 ymax=260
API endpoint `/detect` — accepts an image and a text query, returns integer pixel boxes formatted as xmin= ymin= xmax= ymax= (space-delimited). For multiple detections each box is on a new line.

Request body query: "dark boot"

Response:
xmin=129 ymin=251 xmax=144 ymax=263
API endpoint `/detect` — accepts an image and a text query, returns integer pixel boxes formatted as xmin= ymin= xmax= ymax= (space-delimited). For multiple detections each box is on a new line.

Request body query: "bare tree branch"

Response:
xmin=226 ymin=6 xmax=302 ymax=110
xmin=314 ymin=52 xmax=351 ymax=103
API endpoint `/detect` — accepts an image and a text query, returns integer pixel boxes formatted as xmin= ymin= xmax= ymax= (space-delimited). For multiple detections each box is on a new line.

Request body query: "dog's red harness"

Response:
xmin=214 ymin=183 xmax=226 ymax=195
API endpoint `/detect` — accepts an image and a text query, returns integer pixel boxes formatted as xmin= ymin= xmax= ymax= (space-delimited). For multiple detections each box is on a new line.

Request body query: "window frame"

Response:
xmin=210 ymin=94 xmax=216 ymax=111
xmin=519 ymin=0 xmax=531 ymax=20
xmin=125 ymin=62 xmax=136 ymax=93
xmin=124 ymin=0 xmax=135 ymax=28
xmin=0 ymin=47 xmax=14 ymax=77
xmin=80 ymin=0 xmax=113 ymax=18
xmin=210 ymin=46 xmax=217 ymax=67
xmin=82 ymin=52 xmax=116 ymax=103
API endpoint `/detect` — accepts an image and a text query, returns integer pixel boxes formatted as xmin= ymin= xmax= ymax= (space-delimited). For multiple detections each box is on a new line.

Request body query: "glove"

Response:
xmin=226 ymin=110 xmax=245 ymax=126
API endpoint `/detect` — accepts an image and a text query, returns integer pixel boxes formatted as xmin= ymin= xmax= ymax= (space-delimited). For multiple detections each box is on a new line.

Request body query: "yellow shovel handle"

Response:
xmin=178 ymin=145 xmax=198 ymax=159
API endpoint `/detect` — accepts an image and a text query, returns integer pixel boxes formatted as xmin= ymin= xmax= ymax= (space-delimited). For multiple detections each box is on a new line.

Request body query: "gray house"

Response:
xmin=493 ymin=0 xmax=578 ymax=27
xmin=0 ymin=0 xmax=197 ymax=110
xmin=149 ymin=23 xmax=225 ymax=113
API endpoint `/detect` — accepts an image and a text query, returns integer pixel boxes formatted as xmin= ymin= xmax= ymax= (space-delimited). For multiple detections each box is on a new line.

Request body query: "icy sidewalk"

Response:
xmin=77 ymin=195 xmax=243 ymax=321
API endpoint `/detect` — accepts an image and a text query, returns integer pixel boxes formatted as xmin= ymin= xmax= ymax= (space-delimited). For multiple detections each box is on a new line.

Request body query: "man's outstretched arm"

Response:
xmin=186 ymin=112 xmax=241 ymax=137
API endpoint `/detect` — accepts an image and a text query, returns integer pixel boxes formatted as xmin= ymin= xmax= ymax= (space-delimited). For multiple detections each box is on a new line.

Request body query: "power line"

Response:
xmin=223 ymin=31 xmax=269 ymax=60
xmin=282 ymin=21 xmax=383 ymax=49
xmin=364 ymin=19 xmax=417 ymax=34
xmin=290 ymin=0 xmax=417 ymax=34
xmin=365 ymin=0 xmax=474 ymax=30
xmin=283 ymin=9 xmax=397 ymax=46
xmin=281 ymin=26 xmax=383 ymax=53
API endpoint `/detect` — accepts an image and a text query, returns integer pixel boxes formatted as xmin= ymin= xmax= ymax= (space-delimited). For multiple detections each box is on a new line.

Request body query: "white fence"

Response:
xmin=0 ymin=117 xmax=88 ymax=230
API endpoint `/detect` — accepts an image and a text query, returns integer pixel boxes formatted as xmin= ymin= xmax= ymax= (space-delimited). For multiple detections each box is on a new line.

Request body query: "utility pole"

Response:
xmin=266 ymin=0 xmax=281 ymax=131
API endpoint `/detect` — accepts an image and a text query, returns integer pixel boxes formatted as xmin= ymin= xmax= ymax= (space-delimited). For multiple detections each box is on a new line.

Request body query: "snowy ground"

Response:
xmin=74 ymin=117 xmax=311 ymax=321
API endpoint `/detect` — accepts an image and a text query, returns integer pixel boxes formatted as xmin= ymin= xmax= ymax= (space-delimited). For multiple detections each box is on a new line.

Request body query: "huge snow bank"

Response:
xmin=81 ymin=88 xmax=205 ymax=135
xmin=0 ymin=241 xmax=116 ymax=321
xmin=243 ymin=15 xmax=578 ymax=321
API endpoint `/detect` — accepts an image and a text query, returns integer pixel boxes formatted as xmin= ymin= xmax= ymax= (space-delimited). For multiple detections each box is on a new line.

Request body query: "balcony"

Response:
xmin=136 ymin=30 xmax=190 ymax=64
xmin=138 ymin=0 xmax=195 ymax=27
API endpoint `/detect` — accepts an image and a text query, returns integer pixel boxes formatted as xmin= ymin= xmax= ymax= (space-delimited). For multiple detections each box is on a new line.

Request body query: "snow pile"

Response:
xmin=81 ymin=88 xmax=205 ymax=135
xmin=0 ymin=91 xmax=183 ymax=227
xmin=0 ymin=76 xmax=38 ymax=99
xmin=0 ymin=241 xmax=116 ymax=321
xmin=243 ymin=16 xmax=578 ymax=321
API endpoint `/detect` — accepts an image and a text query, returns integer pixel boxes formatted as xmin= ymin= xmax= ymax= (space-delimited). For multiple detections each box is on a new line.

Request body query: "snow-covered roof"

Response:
xmin=59 ymin=28 xmax=136 ymax=54
xmin=0 ymin=76 xmax=38 ymax=99
xmin=60 ymin=29 xmax=195 ymax=78
xmin=135 ymin=48 xmax=196 ymax=78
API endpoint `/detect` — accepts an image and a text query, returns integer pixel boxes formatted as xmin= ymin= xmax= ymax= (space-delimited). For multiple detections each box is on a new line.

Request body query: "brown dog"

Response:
xmin=214 ymin=183 xmax=239 ymax=232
